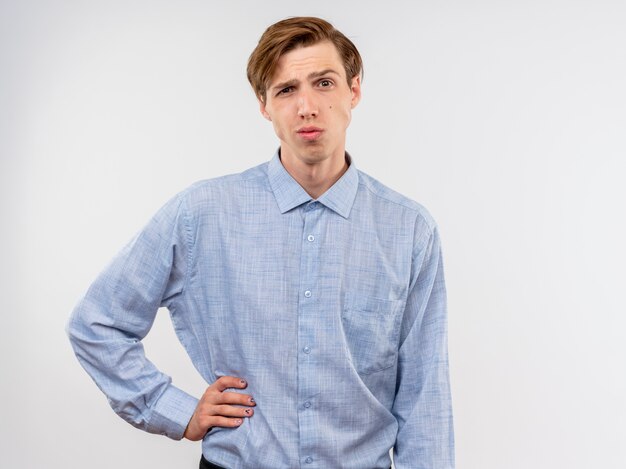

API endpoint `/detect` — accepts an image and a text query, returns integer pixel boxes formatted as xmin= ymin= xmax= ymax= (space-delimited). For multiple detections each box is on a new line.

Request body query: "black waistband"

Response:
xmin=199 ymin=455 xmax=226 ymax=469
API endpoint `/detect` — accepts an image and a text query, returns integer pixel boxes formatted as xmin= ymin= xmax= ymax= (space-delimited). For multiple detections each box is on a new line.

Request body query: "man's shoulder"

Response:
xmin=356 ymin=169 xmax=437 ymax=232
xmin=180 ymin=161 xmax=269 ymax=199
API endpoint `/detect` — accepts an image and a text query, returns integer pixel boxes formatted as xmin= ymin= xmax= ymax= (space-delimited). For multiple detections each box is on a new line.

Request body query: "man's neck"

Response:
xmin=279 ymin=149 xmax=348 ymax=199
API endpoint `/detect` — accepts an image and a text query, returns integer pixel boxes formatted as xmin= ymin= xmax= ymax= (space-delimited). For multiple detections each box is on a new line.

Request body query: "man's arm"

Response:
xmin=392 ymin=222 xmax=455 ymax=468
xmin=66 ymin=192 xmax=253 ymax=439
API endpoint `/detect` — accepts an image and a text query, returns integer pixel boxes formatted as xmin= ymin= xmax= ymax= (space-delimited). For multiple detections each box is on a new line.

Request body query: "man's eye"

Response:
xmin=319 ymin=80 xmax=333 ymax=87
xmin=277 ymin=87 xmax=293 ymax=95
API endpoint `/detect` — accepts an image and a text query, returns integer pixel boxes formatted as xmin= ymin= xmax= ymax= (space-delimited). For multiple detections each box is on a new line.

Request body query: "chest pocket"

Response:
xmin=341 ymin=294 xmax=405 ymax=375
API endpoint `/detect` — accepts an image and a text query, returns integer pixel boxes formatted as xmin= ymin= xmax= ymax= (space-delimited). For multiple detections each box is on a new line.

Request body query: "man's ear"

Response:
xmin=350 ymin=76 xmax=362 ymax=109
xmin=259 ymin=97 xmax=272 ymax=121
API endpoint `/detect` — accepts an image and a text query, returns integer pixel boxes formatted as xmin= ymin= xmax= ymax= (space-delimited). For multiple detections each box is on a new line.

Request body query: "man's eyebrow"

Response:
xmin=271 ymin=79 xmax=298 ymax=92
xmin=308 ymin=68 xmax=340 ymax=79
xmin=270 ymin=69 xmax=341 ymax=92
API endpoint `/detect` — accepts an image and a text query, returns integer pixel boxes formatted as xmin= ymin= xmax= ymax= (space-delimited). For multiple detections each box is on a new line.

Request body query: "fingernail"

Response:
xmin=236 ymin=419 xmax=243 ymax=425
xmin=244 ymin=409 xmax=252 ymax=415
xmin=249 ymin=397 xmax=255 ymax=404
xmin=240 ymin=379 xmax=247 ymax=386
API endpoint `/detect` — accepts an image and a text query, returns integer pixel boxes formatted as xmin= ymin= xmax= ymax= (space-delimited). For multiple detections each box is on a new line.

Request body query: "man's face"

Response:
xmin=260 ymin=41 xmax=361 ymax=168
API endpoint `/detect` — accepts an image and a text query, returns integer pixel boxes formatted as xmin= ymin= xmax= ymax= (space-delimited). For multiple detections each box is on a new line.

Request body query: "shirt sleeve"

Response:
xmin=66 ymin=192 xmax=199 ymax=440
xmin=392 ymin=219 xmax=455 ymax=468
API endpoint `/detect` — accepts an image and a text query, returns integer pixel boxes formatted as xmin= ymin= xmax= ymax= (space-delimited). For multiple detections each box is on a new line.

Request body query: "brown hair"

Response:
xmin=247 ymin=17 xmax=363 ymax=102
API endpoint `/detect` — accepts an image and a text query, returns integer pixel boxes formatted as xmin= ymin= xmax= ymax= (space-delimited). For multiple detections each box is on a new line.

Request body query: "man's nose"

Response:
xmin=297 ymin=89 xmax=319 ymax=118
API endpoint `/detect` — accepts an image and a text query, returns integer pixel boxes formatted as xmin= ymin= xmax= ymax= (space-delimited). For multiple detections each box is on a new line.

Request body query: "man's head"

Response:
xmin=248 ymin=17 xmax=363 ymax=178
xmin=247 ymin=17 xmax=363 ymax=103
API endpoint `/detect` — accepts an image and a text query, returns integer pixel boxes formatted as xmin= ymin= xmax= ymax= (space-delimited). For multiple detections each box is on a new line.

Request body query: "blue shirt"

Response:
xmin=67 ymin=153 xmax=454 ymax=469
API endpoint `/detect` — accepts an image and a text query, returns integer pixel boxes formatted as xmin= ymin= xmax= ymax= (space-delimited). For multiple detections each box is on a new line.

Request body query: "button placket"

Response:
xmin=297 ymin=202 xmax=324 ymax=466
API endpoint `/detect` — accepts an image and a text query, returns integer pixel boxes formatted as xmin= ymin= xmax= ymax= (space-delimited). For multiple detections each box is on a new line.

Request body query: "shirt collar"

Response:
xmin=267 ymin=150 xmax=359 ymax=219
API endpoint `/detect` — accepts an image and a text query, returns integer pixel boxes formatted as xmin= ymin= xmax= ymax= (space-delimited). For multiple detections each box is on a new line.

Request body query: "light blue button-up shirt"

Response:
xmin=68 ymin=153 xmax=454 ymax=469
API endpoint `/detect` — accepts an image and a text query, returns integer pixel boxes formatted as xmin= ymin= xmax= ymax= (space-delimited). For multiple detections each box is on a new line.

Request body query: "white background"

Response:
xmin=1 ymin=1 xmax=625 ymax=468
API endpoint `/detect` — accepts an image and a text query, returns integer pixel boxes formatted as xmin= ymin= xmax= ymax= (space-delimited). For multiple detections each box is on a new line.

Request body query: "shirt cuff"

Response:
xmin=147 ymin=385 xmax=199 ymax=440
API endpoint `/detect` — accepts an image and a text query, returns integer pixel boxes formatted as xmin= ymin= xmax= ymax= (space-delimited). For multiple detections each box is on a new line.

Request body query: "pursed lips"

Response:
xmin=296 ymin=126 xmax=323 ymax=141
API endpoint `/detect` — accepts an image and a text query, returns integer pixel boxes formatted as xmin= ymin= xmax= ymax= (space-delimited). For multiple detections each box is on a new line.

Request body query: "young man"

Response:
xmin=68 ymin=17 xmax=455 ymax=469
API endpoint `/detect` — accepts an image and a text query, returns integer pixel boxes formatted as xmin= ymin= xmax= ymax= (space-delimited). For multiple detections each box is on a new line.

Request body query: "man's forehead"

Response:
xmin=268 ymin=41 xmax=345 ymax=84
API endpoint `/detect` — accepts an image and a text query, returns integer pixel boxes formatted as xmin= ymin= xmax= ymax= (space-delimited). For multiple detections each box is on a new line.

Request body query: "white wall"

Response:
xmin=1 ymin=1 xmax=625 ymax=468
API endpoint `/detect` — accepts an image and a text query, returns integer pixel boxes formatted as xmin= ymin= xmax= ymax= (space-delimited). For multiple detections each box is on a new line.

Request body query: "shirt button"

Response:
xmin=304 ymin=401 xmax=311 ymax=408
xmin=305 ymin=457 xmax=313 ymax=464
xmin=307 ymin=235 xmax=315 ymax=242
xmin=303 ymin=346 xmax=311 ymax=354
xmin=304 ymin=290 xmax=312 ymax=298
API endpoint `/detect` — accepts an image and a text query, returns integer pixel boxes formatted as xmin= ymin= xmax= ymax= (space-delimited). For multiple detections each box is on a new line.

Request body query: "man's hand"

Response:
xmin=183 ymin=376 xmax=256 ymax=441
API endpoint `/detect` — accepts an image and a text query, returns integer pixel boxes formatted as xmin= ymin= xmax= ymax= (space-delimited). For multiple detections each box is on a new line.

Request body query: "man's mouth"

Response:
xmin=297 ymin=127 xmax=323 ymax=141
